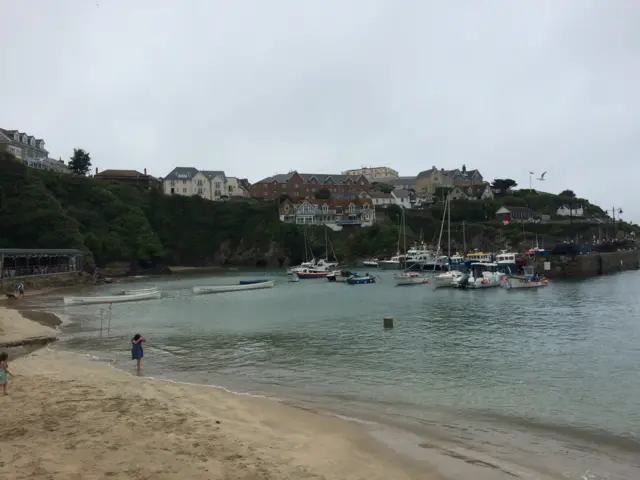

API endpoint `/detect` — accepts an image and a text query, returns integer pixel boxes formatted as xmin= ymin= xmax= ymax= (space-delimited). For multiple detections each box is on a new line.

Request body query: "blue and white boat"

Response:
xmin=346 ymin=273 xmax=377 ymax=285
xmin=239 ymin=279 xmax=270 ymax=285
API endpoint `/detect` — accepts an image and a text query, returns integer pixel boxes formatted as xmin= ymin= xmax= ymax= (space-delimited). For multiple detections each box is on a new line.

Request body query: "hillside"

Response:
xmin=0 ymin=154 xmax=633 ymax=270
xmin=0 ymin=155 xmax=402 ymax=269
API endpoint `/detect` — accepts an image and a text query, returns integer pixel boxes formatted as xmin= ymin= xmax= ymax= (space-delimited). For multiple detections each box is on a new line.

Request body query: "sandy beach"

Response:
xmin=0 ymin=307 xmax=432 ymax=480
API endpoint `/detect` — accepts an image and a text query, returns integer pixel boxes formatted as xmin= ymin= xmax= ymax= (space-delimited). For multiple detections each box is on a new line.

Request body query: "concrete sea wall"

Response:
xmin=534 ymin=250 xmax=640 ymax=278
xmin=0 ymin=271 xmax=93 ymax=293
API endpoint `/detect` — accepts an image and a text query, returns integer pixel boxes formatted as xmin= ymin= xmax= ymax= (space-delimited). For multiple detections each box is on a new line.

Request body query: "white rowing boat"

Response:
xmin=193 ymin=280 xmax=275 ymax=295
xmin=120 ymin=287 xmax=159 ymax=295
xmin=64 ymin=290 xmax=162 ymax=306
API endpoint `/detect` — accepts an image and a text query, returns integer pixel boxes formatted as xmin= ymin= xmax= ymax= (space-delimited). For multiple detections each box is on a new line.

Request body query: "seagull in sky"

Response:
xmin=537 ymin=171 xmax=547 ymax=181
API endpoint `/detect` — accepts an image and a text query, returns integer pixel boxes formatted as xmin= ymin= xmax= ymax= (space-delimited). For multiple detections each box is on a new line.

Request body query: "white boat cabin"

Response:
xmin=496 ymin=252 xmax=516 ymax=264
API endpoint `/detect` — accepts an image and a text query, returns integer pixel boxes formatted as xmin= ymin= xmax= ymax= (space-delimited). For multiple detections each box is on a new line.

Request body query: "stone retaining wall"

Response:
xmin=534 ymin=250 xmax=640 ymax=278
xmin=0 ymin=271 xmax=93 ymax=292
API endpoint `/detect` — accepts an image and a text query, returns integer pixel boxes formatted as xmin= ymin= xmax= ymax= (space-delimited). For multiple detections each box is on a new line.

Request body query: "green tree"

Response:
xmin=314 ymin=188 xmax=331 ymax=199
xmin=69 ymin=148 xmax=92 ymax=176
xmin=559 ymin=189 xmax=576 ymax=197
xmin=490 ymin=178 xmax=518 ymax=195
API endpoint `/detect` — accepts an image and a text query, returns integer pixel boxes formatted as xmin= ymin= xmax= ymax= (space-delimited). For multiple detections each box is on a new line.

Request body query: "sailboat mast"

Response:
xmin=447 ymin=195 xmax=451 ymax=257
xmin=403 ymin=208 xmax=407 ymax=254
xmin=462 ymin=220 xmax=467 ymax=254
xmin=435 ymin=195 xmax=448 ymax=256
xmin=325 ymin=227 xmax=328 ymax=260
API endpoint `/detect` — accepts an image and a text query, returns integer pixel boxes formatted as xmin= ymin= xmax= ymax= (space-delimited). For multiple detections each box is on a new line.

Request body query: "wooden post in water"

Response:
xmin=107 ymin=302 xmax=112 ymax=336
xmin=383 ymin=316 xmax=394 ymax=329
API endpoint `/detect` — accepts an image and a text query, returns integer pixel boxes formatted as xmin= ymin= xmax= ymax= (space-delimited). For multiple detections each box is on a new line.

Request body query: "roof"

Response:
xmin=0 ymin=248 xmax=83 ymax=256
xmin=96 ymin=169 xmax=148 ymax=177
xmin=417 ymin=167 xmax=482 ymax=179
xmin=378 ymin=176 xmax=416 ymax=186
xmin=392 ymin=189 xmax=411 ymax=199
xmin=200 ymin=170 xmax=226 ymax=180
xmin=255 ymin=171 xmax=365 ymax=185
xmin=282 ymin=198 xmax=372 ymax=208
xmin=163 ymin=167 xmax=200 ymax=180
xmin=497 ymin=205 xmax=535 ymax=215
xmin=369 ymin=191 xmax=393 ymax=199
xmin=0 ymin=128 xmax=49 ymax=153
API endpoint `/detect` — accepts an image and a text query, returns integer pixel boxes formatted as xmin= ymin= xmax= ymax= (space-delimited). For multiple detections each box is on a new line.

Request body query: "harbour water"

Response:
xmin=30 ymin=270 xmax=640 ymax=479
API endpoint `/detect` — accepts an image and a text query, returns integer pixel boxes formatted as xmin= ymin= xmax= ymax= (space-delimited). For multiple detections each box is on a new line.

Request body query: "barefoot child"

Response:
xmin=131 ymin=334 xmax=145 ymax=371
xmin=0 ymin=352 xmax=14 ymax=395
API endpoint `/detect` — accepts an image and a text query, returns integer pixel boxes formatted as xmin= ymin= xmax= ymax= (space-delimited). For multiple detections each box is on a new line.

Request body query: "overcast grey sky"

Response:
xmin=1 ymin=1 xmax=639 ymax=220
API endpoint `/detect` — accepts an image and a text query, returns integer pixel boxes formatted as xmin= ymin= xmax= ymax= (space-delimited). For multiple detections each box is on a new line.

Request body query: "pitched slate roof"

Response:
xmin=96 ymin=169 xmax=148 ymax=177
xmin=383 ymin=176 xmax=417 ymax=186
xmin=163 ymin=167 xmax=200 ymax=180
xmin=200 ymin=170 xmax=226 ymax=180
xmin=255 ymin=171 xmax=364 ymax=184
xmin=369 ymin=191 xmax=393 ymax=199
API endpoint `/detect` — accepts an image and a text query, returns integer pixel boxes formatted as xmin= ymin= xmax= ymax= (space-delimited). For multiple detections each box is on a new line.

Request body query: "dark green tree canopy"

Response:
xmin=559 ymin=189 xmax=576 ymax=197
xmin=490 ymin=178 xmax=517 ymax=195
xmin=69 ymin=148 xmax=92 ymax=176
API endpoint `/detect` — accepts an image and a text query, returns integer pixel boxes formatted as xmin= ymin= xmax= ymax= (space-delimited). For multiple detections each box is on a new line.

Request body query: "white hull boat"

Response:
xmin=64 ymin=290 xmax=162 ymax=306
xmin=462 ymin=263 xmax=504 ymax=289
xmin=120 ymin=287 xmax=159 ymax=295
xmin=432 ymin=270 xmax=465 ymax=288
xmin=363 ymin=259 xmax=379 ymax=268
xmin=193 ymin=280 xmax=275 ymax=295
xmin=394 ymin=271 xmax=428 ymax=286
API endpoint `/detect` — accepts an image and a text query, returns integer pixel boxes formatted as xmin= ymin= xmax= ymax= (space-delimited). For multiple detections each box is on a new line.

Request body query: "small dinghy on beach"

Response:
xmin=192 ymin=280 xmax=275 ymax=295
xmin=64 ymin=290 xmax=162 ymax=306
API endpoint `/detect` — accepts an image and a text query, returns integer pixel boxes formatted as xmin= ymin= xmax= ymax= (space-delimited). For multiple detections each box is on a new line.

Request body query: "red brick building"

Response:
xmin=250 ymin=171 xmax=370 ymax=200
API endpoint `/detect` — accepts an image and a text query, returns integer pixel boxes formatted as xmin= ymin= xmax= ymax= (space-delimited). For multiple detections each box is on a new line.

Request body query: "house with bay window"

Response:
xmin=279 ymin=198 xmax=375 ymax=230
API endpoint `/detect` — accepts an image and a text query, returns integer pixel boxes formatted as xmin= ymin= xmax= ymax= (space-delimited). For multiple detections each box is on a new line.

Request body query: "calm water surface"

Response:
xmin=33 ymin=270 xmax=640 ymax=479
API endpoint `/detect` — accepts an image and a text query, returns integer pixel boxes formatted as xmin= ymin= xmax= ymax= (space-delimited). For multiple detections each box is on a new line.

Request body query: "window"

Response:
xmin=182 ymin=180 xmax=187 ymax=185
xmin=284 ymin=204 xmax=290 ymax=212
xmin=197 ymin=179 xmax=203 ymax=186
xmin=349 ymin=203 xmax=355 ymax=213
xmin=228 ymin=185 xmax=234 ymax=193
xmin=215 ymin=182 xmax=221 ymax=189
xmin=197 ymin=187 xmax=203 ymax=194
xmin=170 ymin=180 xmax=176 ymax=186
xmin=322 ymin=204 xmax=328 ymax=213
xmin=293 ymin=183 xmax=299 ymax=189
xmin=183 ymin=188 xmax=187 ymax=193
xmin=214 ymin=190 xmax=222 ymax=197
xmin=363 ymin=203 xmax=369 ymax=209
xmin=302 ymin=204 xmax=310 ymax=214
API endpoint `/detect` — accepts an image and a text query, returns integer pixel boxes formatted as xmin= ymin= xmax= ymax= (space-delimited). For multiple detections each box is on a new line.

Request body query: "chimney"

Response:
xmin=144 ymin=168 xmax=147 ymax=175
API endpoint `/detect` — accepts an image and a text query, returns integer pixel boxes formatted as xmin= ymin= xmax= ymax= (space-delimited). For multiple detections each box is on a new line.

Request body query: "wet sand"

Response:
xmin=0 ymin=308 xmax=433 ymax=480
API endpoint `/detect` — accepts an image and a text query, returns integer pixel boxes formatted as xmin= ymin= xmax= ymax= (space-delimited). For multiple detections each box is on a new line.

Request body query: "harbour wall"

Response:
xmin=534 ymin=250 xmax=640 ymax=278
xmin=0 ymin=271 xmax=93 ymax=293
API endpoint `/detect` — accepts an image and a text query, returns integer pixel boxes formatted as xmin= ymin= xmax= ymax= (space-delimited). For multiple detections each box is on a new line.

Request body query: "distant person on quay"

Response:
xmin=131 ymin=334 xmax=145 ymax=371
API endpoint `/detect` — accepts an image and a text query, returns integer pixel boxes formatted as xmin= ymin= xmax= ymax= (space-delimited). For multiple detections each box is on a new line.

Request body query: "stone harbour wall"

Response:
xmin=534 ymin=250 xmax=640 ymax=278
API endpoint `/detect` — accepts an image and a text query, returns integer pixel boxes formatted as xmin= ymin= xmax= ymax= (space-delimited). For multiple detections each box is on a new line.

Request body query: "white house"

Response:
xmin=391 ymin=189 xmax=413 ymax=209
xmin=556 ymin=205 xmax=584 ymax=217
xmin=162 ymin=167 xmax=249 ymax=201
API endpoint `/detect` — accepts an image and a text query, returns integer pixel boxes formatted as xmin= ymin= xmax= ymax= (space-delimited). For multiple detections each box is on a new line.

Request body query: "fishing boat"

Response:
xmin=64 ymin=290 xmax=162 ymax=306
xmin=346 ymin=273 xmax=376 ymax=285
xmin=120 ymin=286 xmax=159 ymax=295
xmin=288 ymin=276 xmax=300 ymax=283
xmin=394 ymin=271 xmax=428 ymax=286
xmin=296 ymin=267 xmax=330 ymax=279
xmin=326 ymin=270 xmax=353 ymax=282
xmin=193 ymin=280 xmax=275 ymax=295
xmin=287 ymin=227 xmax=339 ymax=274
xmin=458 ymin=263 xmax=504 ymax=289
xmin=238 ymin=279 xmax=270 ymax=285
xmin=503 ymin=266 xmax=549 ymax=290
xmin=363 ymin=259 xmax=379 ymax=267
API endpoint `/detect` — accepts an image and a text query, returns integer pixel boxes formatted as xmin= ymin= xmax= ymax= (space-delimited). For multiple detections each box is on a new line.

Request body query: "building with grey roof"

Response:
xmin=162 ymin=167 xmax=248 ymax=201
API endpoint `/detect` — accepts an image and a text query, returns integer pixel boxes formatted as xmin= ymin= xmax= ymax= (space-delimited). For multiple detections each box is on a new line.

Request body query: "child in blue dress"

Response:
xmin=131 ymin=334 xmax=145 ymax=371
xmin=0 ymin=352 xmax=14 ymax=395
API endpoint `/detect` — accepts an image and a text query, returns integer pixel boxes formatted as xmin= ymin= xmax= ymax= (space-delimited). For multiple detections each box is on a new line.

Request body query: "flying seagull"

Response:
xmin=537 ymin=171 xmax=547 ymax=181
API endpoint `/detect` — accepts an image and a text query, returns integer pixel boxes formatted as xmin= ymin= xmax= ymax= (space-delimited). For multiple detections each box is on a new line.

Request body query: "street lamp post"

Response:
xmin=529 ymin=171 xmax=534 ymax=192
